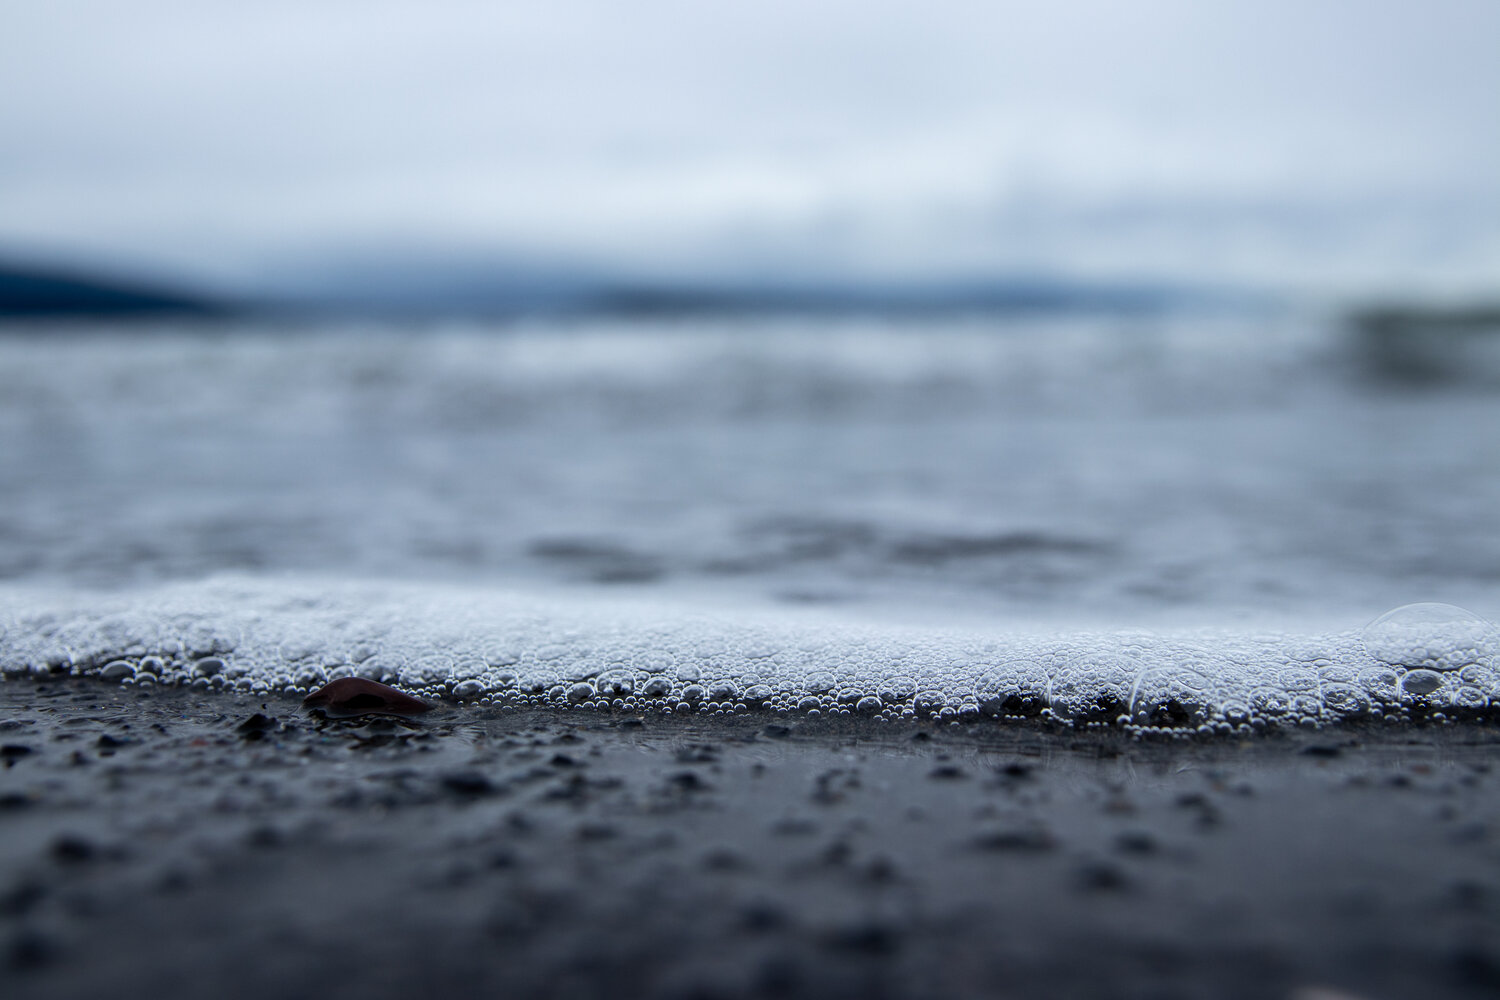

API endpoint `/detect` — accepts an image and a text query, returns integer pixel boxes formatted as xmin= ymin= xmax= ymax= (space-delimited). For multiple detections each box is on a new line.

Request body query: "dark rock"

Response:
xmin=1453 ymin=946 xmax=1500 ymax=989
xmin=6 ymin=930 xmax=57 ymax=972
xmin=441 ymin=771 xmax=496 ymax=797
xmin=0 ymin=880 xmax=45 ymax=917
xmin=1115 ymin=831 xmax=1159 ymax=855
xmin=821 ymin=921 xmax=901 ymax=955
xmin=1299 ymin=743 xmax=1343 ymax=758
xmin=96 ymin=733 xmax=129 ymax=748
xmin=929 ymin=764 xmax=966 ymax=780
xmin=973 ymin=827 xmax=1057 ymax=852
xmin=739 ymin=901 xmax=788 ymax=932
xmin=303 ymin=678 xmax=432 ymax=719
xmin=50 ymin=834 xmax=96 ymax=864
xmin=236 ymin=714 xmax=277 ymax=737
xmin=1 ymin=744 xmax=34 ymax=765
xmin=1077 ymin=860 xmax=1130 ymax=892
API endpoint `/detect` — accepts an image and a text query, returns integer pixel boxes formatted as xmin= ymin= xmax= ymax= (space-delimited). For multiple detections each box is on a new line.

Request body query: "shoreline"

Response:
xmin=4 ymin=678 xmax=1500 ymax=999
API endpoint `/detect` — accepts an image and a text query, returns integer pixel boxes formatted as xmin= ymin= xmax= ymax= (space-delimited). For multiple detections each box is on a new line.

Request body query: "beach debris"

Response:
xmin=235 ymin=713 xmax=278 ymax=739
xmin=302 ymin=678 xmax=433 ymax=719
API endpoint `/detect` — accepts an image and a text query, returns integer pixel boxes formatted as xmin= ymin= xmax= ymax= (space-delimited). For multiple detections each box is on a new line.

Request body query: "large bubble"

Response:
xmin=1362 ymin=603 xmax=1498 ymax=673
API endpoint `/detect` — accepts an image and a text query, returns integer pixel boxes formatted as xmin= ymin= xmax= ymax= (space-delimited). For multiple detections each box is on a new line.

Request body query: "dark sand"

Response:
xmin=3 ymin=679 xmax=1500 ymax=1000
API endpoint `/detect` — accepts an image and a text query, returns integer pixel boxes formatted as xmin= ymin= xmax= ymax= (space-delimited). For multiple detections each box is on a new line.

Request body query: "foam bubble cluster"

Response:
xmin=2 ymin=582 xmax=1496 ymax=733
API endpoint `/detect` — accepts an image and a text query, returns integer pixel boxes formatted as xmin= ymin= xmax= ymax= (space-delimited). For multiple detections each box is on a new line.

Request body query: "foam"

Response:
xmin=3 ymin=579 xmax=1495 ymax=732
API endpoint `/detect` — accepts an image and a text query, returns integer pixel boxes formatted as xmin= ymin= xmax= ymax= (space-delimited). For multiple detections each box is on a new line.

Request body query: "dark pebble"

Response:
xmin=821 ymin=921 xmax=902 ymax=956
xmin=549 ymin=753 xmax=578 ymax=768
xmin=1452 ymin=946 xmax=1500 ymax=989
xmin=1 ymin=744 xmax=34 ymax=764
xmin=246 ymin=826 xmax=284 ymax=849
xmin=929 ymin=764 xmax=966 ymax=780
xmin=51 ymin=835 xmax=97 ymax=864
xmin=1299 ymin=744 xmax=1343 ymax=758
xmin=1115 ymin=831 xmax=1159 ymax=855
xmin=0 ymin=880 xmax=46 ymax=917
xmin=761 ymin=724 xmax=792 ymax=739
xmin=973 ymin=827 xmax=1057 ymax=852
xmin=6 ymin=930 xmax=58 ymax=972
xmin=740 ymin=901 xmax=789 ymax=932
xmin=236 ymin=714 xmax=277 ymax=735
xmin=441 ymin=771 xmax=496 ymax=797
xmin=1077 ymin=861 xmax=1130 ymax=892
xmin=96 ymin=733 xmax=129 ymax=748
xmin=0 ymin=792 xmax=32 ymax=811
xmin=998 ymin=761 xmax=1034 ymax=779
xmin=702 ymin=849 xmax=746 ymax=871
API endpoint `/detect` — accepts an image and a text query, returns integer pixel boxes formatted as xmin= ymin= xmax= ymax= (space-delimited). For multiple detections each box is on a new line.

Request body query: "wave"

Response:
xmin=3 ymin=578 xmax=1495 ymax=733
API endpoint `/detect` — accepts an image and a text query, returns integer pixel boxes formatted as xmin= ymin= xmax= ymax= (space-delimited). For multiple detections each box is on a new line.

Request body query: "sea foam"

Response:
xmin=3 ymin=579 xmax=1495 ymax=733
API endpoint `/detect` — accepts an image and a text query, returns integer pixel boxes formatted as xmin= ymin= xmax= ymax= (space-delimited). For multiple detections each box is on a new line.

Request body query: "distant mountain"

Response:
xmin=1 ymin=251 xmax=1258 ymax=322
xmin=0 ymin=262 xmax=223 ymax=318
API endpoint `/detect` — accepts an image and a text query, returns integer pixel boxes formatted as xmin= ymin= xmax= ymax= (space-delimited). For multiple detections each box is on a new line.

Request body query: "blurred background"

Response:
xmin=3 ymin=0 xmax=1497 ymax=310
xmin=1 ymin=0 xmax=1498 ymax=635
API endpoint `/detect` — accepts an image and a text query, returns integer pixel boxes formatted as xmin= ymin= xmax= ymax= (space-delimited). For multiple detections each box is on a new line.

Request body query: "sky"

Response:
xmin=3 ymin=0 xmax=1498 ymax=300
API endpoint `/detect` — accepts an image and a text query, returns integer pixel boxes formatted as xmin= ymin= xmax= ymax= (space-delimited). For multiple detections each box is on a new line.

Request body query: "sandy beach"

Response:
xmin=4 ymin=678 xmax=1499 ymax=1000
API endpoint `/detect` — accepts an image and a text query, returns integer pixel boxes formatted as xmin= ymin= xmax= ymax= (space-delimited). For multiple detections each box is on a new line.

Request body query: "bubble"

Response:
xmin=453 ymin=679 xmax=485 ymax=699
xmin=100 ymin=660 xmax=135 ymax=681
xmin=803 ymin=671 xmax=836 ymax=694
xmin=1321 ymin=683 xmax=1371 ymax=717
xmin=1401 ymin=669 xmax=1444 ymax=697
xmin=566 ymin=682 xmax=595 ymax=704
xmin=1363 ymin=603 xmax=1497 ymax=672
xmin=742 ymin=684 xmax=772 ymax=705
xmin=1129 ymin=666 xmax=1211 ymax=728
xmin=595 ymin=669 xmax=634 ymax=697
xmin=193 ymin=656 xmax=226 ymax=678
xmin=641 ymin=677 xmax=672 ymax=697
xmin=1358 ymin=666 xmax=1402 ymax=702
xmin=1048 ymin=657 xmax=1130 ymax=724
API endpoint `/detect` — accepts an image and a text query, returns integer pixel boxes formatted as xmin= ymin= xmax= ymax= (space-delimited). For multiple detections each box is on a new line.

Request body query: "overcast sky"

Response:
xmin=3 ymin=0 xmax=1498 ymax=297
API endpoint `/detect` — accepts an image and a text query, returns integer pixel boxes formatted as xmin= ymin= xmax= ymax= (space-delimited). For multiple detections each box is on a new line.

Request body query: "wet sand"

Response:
xmin=3 ymin=678 xmax=1500 ymax=1000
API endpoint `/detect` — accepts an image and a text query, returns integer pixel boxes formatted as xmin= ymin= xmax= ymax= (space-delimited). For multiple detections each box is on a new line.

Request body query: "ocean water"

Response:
xmin=2 ymin=311 xmax=1498 ymax=731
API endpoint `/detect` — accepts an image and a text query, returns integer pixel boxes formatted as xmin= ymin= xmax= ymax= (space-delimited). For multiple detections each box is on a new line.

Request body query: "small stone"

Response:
xmin=50 ymin=835 xmax=96 ymax=864
xmin=973 ymin=827 xmax=1056 ymax=852
xmin=1114 ymin=831 xmax=1159 ymax=855
xmin=303 ymin=678 xmax=432 ymax=718
xmin=822 ymin=921 xmax=901 ymax=955
xmin=441 ymin=771 xmax=496 ymax=797
xmin=6 ymin=929 xmax=57 ymax=971
xmin=236 ymin=713 xmax=277 ymax=733
xmin=1077 ymin=860 xmax=1129 ymax=892
xmin=0 ymin=745 xmax=34 ymax=765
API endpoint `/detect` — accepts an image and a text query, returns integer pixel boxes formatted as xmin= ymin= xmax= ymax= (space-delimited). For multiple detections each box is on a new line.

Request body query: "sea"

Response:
xmin=2 ymin=306 xmax=1498 ymax=732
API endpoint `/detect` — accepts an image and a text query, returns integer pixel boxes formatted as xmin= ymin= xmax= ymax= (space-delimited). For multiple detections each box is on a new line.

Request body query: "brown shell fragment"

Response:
xmin=302 ymin=677 xmax=433 ymax=718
